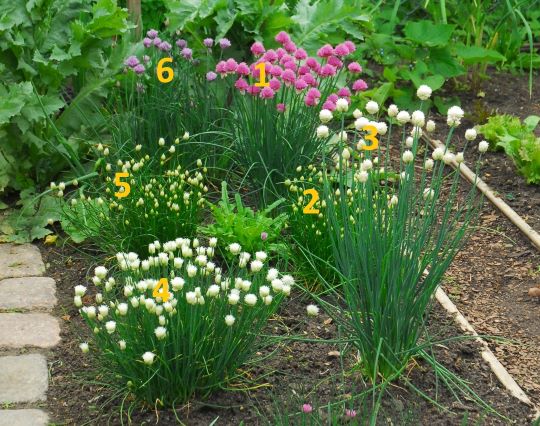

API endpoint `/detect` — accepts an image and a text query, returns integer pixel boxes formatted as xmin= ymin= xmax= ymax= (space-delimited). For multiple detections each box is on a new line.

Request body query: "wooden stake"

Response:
xmin=127 ymin=0 xmax=142 ymax=38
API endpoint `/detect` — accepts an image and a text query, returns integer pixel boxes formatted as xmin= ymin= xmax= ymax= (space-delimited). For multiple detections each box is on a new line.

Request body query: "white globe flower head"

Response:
xmin=405 ymin=136 xmax=414 ymax=148
xmin=158 ymin=137 xmax=165 ymax=146
xmin=255 ymin=251 xmax=267 ymax=262
xmin=423 ymin=188 xmax=435 ymax=200
xmin=228 ymin=292 xmax=240 ymax=305
xmin=442 ymin=152 xmax=455 ymax=165
xmin=244 ymin=293 xmax=257 ymax=306
xmin=79 ymin=342 xmax=89 ymax=353
xmin=225 ymin=314 xmax=235 ymax=326
xmin=92 ymin=276 xmax=102 ymax=286
xmin=456 ymin=152 xmax=464 ymax=163
xmin=411 ymin=110 xmax=425 ymax=127
xmin=229 ymin=243 xmax=241 ymax=255
xmin=141 ymin=260 xmax=150 ymax=271
xmin=282 ymin=284 xmax=291 ymax=296
xmin=264 ymin=295 xmax=273 ymax=305
xmin=410 ymin=126 xmax=423 ymax=137
xmin=338 ymin=131 xmax=348 ymax=142
xmin=335 ymin=98 xmax=349 ymax=112
xmin=282 ymin=275 xmax=294 ymax=286
xmin=361 ymin=159 xmax=373 ymax=171
xmin=402 ymin=150 xmax=414 ymax=163
xmin=74 ymin=295 xmax=82 ymax=307
xmin=424 ymin=159 xmax=434 ymax=171
xmin=306 ymin=304 xmax=319 ymax=316
xmin=142 ymin=351 xmax=156 ymax=365
xmin=416 ymin=84 xmax=432 ymax=100
xmin=130 ymin=297 xmax=140 ymax=308
xmin=119 ymin=340 xmax=126 ymax=350
xmin=105 ymin=320 xmax=116 ymax=334
xmin=186 ymin=291 xmax=197 ymax=305
xmin=319 ymin=109 xmax=333 ymax=123
xmin=465 ymin=128 xmax=477 ymax=141
xmin=145 ymin=298 xmax=156 ymax=311
xmin=259 ymin=286 xmax=270 ymax=297
xmin=187 ymin=264 xmax=197 ymax=277
xmin=447 ymin=106 xmax=464 ymax=127
xmin=354 ymin=117 xmax=369 ymax=131
xmin=250 ymin=260 xmax=263 ymax=272
xmin=375 ymin=121 xmax=388 ymax=135
xmin=479 ymin=140 xmax=489 ymax=153
xmin=316 ymin=125 xmax=329 ymax=138
xmin=159 ymin=314 xmax=166 ymax=325
xmin=396 ymin=110 xmax=410 ymax=125
xmin=426 ymin=120 xmax=436 ymax=132
xmin=266 ymin=268 xmax=279 ymax=281
xmin=271 ymin=278 xmax=283 ymax=292
xmin=432 ymin=147 xmax=444 ymax=161
xmin=98 ymin=304 xmax=108 ymax=317
xmin=118 ymin=303 xmax=128 ymax=316
xmin=74 ymin=285 xmax=87 ymax=296
xmin=389 ymin=195 xmax=398 ymax=206
xmin=341 ymin=147 xmax=351 ymax=160
xmin=353 ymin=108 xmax=362 ymax=118
xmin=358 ymin=171 xmax=369 ymax=183
xmin=387 ymin=104 xmax=399 ymax=117
xmin=207 ymin=284 xmax=220 ymax=297
xmin=154 ymin=326 xmax=167 ymax=340
xmin=85 ymin=306 xmax=96 ymax=319
xmin=365 ymin=100 xmax=379 ymax=115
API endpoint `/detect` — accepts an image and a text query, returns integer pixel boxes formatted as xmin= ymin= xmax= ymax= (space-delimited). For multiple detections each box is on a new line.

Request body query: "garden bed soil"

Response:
xmin=40 ymin=240 xmax=534 ymax=425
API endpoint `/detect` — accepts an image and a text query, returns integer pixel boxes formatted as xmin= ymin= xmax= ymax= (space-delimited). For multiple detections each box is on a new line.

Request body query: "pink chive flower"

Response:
xmin=260 ymin=86 xmax=275 ymax=99
xmin=345 ymin=409 xmax=357 ymax=418
xmin=133 ymin=64 xmax=145 ymax=74
xmin=338 ymin=87 xmax=351 ymax=97
xmin=301 ymin=73 xmax=317 ymax=86
xmin=328 ymin=56 xmax=343 ymax=68
xmin=203 ymin=38 xmax=213 ymax=48
xmin=176 ymin=39 xmax=187 ymax=48
xmin=348 ymin=62 xmax=362 ymax=73
xmin=319 ymin=64 xmax=337 ymax=77
xmin=251 ymin=42 xmax=265 ymax=56
xmin=327 ymin=93 xmax=339 ymax=103
xmin=270 ymin=65 xmax=283 ymax=77
xmin=263 ymin=49 xmax=278 ymax=63
xmin=152 ymin=37 xmax=162 ymax=47
xmin=275 ymin=31 xmax=291 ymax=45
xmin=307 ymin=88 xmax=321 ymax=99
xmin=344 ymin=40 xmax=356 ymax=53
xmin=261 ymin=232 xmax=268 ymax=240
xmin=306 ymin=57 xmax=319 ymax=69
xmin=158 ymin=41 xmax=172 ymax=51
xmin=236 ymin=62 xmax=250 ymax=76
xmin=269 ymin=78 xmax=281 ymax=91
xmin=295 ymin=48 xmax=308 ymax=60
xmin=181 ymin=48 xmax=193 ymax=60
xmin=352 ymin=79 xmax=368 ymax=92
xmin=281 ymin=69 xmax=295 ymax=85
xmin=334 ymin=43 xmax=349 ymax=57
xmin=247 ymin=85 xmax=261 ymax=96
xmin=298 ymin=65 xmax=310 ymax=75
xmin=276 ymin=48 xmax=287 ymax=60
xmin=302 ymin=404 xmax=313 ymax=414
xmin=283 ymin=61 xmax=297 ymax=71
xmin=216 ymin=61 xmax=227 ymax=76
xmin=143 ymin=37 xmax=152 ymax=48
xmin=322 ymin=100 xmax=336 ymax=111
xmin=276 ymin=103 xmax=286 ymax=113
xmin=206 ymin=71 xmax=217 ymax=81
xmin=284 ymin=40 xmax=297 ymax=53
xmin=225 ymin=58 xmax=238 ymax=73
xmin=147 ymin=29 xmax=158 ymax=39
xmin=219 ymin=38 xmax=231 ymax=49
xmin=235 ymin=78 xmax=249 ymax=93
xmin=294 ymin=79 xmax=308 ymax=92
xmin=279 ymin=54 xmax=294 ymax=65
xmin=124 ymin=55 xmax=139 ymax=68
xmin=317 ymin=44 xmax=334 ymax=58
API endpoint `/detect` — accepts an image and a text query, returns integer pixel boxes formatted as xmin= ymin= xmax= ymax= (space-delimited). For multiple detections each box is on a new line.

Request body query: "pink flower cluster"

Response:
xmin=215 ymin=32 xmax=367 ymax=111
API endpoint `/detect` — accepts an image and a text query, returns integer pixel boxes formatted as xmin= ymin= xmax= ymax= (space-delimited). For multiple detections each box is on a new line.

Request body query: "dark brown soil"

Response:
xmin=40 ymin=240 xmax=534 ymax=425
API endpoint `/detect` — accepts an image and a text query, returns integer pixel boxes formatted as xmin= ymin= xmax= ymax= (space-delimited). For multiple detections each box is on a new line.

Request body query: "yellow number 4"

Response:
xmin=303 ymin=188 xmax=320 ymax=214
xmin=361 ymin=124 xmax=379 ymax=151
xmin=157 ymin=57 xmax=174 ymax=83
xmin=153 ymin=278 xmax=171 ymax=302
xmin=114 ymin=172 xmax=131 ymax=198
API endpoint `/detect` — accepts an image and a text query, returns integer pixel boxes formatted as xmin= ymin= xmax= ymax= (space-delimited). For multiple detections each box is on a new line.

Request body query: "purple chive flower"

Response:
xmin=276 ymin=103 xmax=286 ymax=113
xmin=206 ymin=71 xmax=217 ymax=81
xmin=124 ymin=55 xmax=139 ymax=68
xmin=345 ymin=409 xmax=357 ymax=418
xmin=352 ymin=79 xmax=368 ymax=92
xmin=143 ymin=37 xmax=152 ymax=48
xmin=181 ymin=48 xmax=193 ymax=60
xmin=260 ymin=86 xmax=275 ymax=99
xmin=152 ymin=37 xmax=162 ymax=47
xmin=302 ymin=404 xmax=313 ymax=414
xmin=133 ymin=64 xmax=145 ymax=74
xmin=219 ymin=38 xmax=231 ymax=49
xmin=147 ymin=29 xmax=158 ymax=39
xmin=203 ymin=38 xmax=214 ymax=48
xmin=261 ymin=232 xmax=268 ymax=241
xmin=176 ymin=39 xmax=187 ymax=48
xmin=159 ymin=41 xmax=172 ymax=51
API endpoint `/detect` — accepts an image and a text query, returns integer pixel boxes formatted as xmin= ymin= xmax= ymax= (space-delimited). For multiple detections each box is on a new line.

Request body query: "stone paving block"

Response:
xmin=0 ymin=244 xmax=45 ymax=280
xmin=0 ymin=313 xmax=60 ymax=348
xmin=0 ymin=409 xmax=49 ymax=426
xmin=0 ymin=354 xmax=48 ymax=403
xmin=0 ymin=277 xmax=56 ymax=311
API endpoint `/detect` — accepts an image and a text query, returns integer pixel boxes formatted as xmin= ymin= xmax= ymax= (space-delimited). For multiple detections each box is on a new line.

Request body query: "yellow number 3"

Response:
xmin=303 ymin=188 xmax=320 ymax=214
xmin=361 ymin=124 xmax=379 ymax=151
xmin=114 ymin=172 xmax=131 ymax=198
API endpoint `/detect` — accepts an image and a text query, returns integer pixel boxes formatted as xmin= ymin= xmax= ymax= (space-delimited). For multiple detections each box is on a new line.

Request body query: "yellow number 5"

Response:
xmin=153 ymin=278 xmax=171 ymax=302
xmin=114 ymin=172 xmax=131 ymax=198
xmin=303 ymin=188 xmax=320 ymax=214
xmin=157 ymin=57 xmax=174 ymax=83
xmin=362 ymin=124 xmax=379 ymax=151
xmin=254 ymin=62 xmax=269 ymax=87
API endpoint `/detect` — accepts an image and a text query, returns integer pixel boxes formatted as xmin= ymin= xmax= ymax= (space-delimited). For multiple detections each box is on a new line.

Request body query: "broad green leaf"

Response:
xmin=457 ymin=45 xmax=506 ymax=64
xmin=404 ymin=20 xmax=455 ymax=47
xmin=0 ymin=82 xmax=33 ymax=125
xmin=429 ymin=47 xmax=465 ymax=78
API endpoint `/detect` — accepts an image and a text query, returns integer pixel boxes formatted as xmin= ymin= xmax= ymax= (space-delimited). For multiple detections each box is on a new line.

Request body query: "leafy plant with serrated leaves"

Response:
xmin=0 ymin=0 xmax=130 ymax=196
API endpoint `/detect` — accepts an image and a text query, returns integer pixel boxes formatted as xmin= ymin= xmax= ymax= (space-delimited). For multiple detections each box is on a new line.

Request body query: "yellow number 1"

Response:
xmin=254 ymin=62 xmax=269 ymax=87
xmin=362 ymin=124 xmax=379 ymax=151
xmin=303 ymin=188 xmax=320 ymax=214
xmin=153 ymin=278 xmax=171 ymax=302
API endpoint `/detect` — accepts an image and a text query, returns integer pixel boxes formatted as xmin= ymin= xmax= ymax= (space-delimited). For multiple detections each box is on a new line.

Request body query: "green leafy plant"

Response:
xmin=201 ymin=181 xmax=288 ymax=256
xmin=478 ymin=114 xmax=540 ymax=184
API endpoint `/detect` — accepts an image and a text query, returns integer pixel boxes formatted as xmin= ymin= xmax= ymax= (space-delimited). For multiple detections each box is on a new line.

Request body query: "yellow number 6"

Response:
xmin=362 ymin=124 xmax=379 ymax=151
xmin=303 ymin=188 xmax=320 ymax=214
xmin=114 ymin=172 xmax=131 ymax=198
xmin=157 ymin=57 xmax=174 ymax=83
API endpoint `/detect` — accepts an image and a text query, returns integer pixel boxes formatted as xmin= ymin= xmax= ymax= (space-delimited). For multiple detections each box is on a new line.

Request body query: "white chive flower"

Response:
xmin=432 ymin=147 xmax=444 ymax=161
xmin=319 ymin=109 xmax=333 ymax=123
xmin=105 ymin=320 xmax=116 ymax=334
xmin=365 ymin=100 xmax=379 ymax=114
xmin=306 ymin=304 xmax=319 ymax=316
xmin=259 ymin=286 xmax=270 ymax=297
xmin=316 ymin=125 xmax=329 ymax=138
xmin=244 ymin=294 xmax=257 ymax=306
xmin=79 ymin=342 xmax=89 ymax=353
xmin=250 ymin=260 xmax=263 ymax=272
xmin=405 ymin=136 xmax=414 ymax=148
xmin=411 ymin=110 xmax=425 ymax=127
xmin=74 ymin=285 xmax=87 ymax=296
xmin=271 ymin=279 xmax=283 ymax=292
xmin=228 ymin=243 xmax=241 ymax=254
xmin=74 ymin=296 xmax=82 ymax=307
xmin=354 ymin=117 xmax=369 ymax=131
xmin=119 ymin=340 xmax=126 ymax=350
xmin=118 ymin=303 xmax=128 ymax=316
xmin=94 ymin=266 xmax=108 ymax=279
xmin=207 ymin=285 xmax=220 ymax=297
xmin=426 ymin=120 xmax=436 ymax=132
xmin=353 ymin=108 xmax=362 ymax=118
xmin=479 ymin=140 xmax=489 ymax=153
xmin=423 ymin=188 xmax=435 ymax=200
xmin=266 ymin=268 xmax=279 ymax=281
xmin=142 ymin=351 xmax=155 ymax=365
xmin=228 ymin=292 xmax=240 ymax=305
xmin=465 ymin=128 xmax=477 ymax=141
xmin=416 ymin=85 xmax=432 ymax=100
xmin=388 ymin=104 xmax=399 ymax=117
xmin=456 ymin=152 xmax=464 ymax=163
xmin=154 ymin=326 xmax=167 ymax=340
xmin=225 ymin=314 xmax=235 ymax=326
xmin=402 ymin=150 xmax=414 ymax=163
xmin=396 ymin=111 xmax=410 ymax=125
xmin=255 ymin=251 xmax=267 ymax=261
xmin=424 ymin=159 xmax=434 ymax=171
xmin=336 ymin=98 xmax=349 ymax=112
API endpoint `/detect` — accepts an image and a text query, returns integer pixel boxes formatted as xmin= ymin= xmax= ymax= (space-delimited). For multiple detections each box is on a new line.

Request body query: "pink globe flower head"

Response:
xmin=334 ymin=43 xmax=349 ymax=57
xmin=181 ymin=47 xmax=193 ymax=60
xmin=152 ymin=37 xmax=162 ymax=47
xmin=279 ymin=54 xmax=294 ymax=65
xmin=219 ymin=38 xmax=231 ymax=49
xmin=269 ymin=65 xmax=283 ymax=78
xmin=307 ymin=88 xmax=321 ymax=99
xmin=276 ymin=103 xmax=286 ymax=113
xmin=294 ymin=48 xmax=308 ymax=61
xmin=298 ymin=65 xmax=310 ymax=76
xmin=203 ymin=38 xmax=214 ymax=48
xmin=338 ymin=87 xmax=351 ymax=97
xmin=319 ymin=64 xmax=337 ymax=77
xmin=236 ymin=62 xmax=250 ymax=76
xmin=294 ymin=79 xmax=308 ymax=93
xmin=302 ymin=404 xmax=313 ymax=414
xmin=143 ymin=37 xmax=152 ymax=48
xmin=301 ymin=73 xmax=317 ymax=87
xmin=352 ymin=79 xmax=368 ymax=92
xmin=247 ymin=85 xmax=261 ymax=96
xmin=344 ymin=40 xmax=356 ymax=53
xmin=322 ymin=100 xmax=336 ymax=111
xmin=142 ymin=55 xmax=150 ymax=63
xmin=345 ymin=409 xmax=357 ymax=418
xmin=251 ymin=41 xmax=265 ymax=57
xmin=276 ymin=47 xmax=287 ymax=60
xmin=328 ymin=56 xmax=343 ymax=69
xmin=124 ymin=55 xmax=139 ymax=68
xmin=235 ymin=78 xmax=249 ymax=94
xmin=133 ymin=64 xmax=145 ymax=74
xmin=263 ymin=49 xmax=278 ymax=63
xmin=176 ymin=39 xmax=187 ymax=48
xmin=206 ymin=71 xmax=217 ymax=81
xmin=281 ymin=69 xmax=296 ymax=86
xmin=216 ymin=61 xmax=227 ymax=76
xmin=306 ymin=57 xmax=321 ymax=72
xmin=261 ymin=231 xmax=268 ymax=241
xmin=327 ymin=93 xmax=339 ymax=103
xmin=158 ymin=41 xmax=172 ymax=51
xmin=284 ymin=40 xmax=297 ymax=54
xmin=275 ymin=31 xmax=291 ymax=45
xmin=225 ymin=58 xmax=238 ymax=73
xmin=317 ymin=44 xmax=334 ymax=58
xmin=147 ymin=29 xmax=158 ymax=39
xmin=347 ymin=62 xmax=362 ymax=73
xmin=260 ymin=86 xmax=275 ymax=99
xmin=269 ymin=78 xmax=281 ymax=91
xmin=283 ymin=61 xmax=297 ymax=71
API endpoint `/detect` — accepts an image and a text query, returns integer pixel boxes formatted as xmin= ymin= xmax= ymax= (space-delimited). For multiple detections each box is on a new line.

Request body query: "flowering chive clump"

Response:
xmin=76 ymin=237 xmax=293 ymax=405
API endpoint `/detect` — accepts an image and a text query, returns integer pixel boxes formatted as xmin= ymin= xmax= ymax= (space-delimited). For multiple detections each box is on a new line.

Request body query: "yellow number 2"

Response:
xmin=157 ymin=57 xmax=174 ymax=83
xmin=153 ymin=278 xmax=171 ymax=302
xmin=303 ymin=188 xmax=320 ymax=214
xmin=254 ymin=62 xmax=269 ymax=87
xmin=361 ymin=124 xmax=379 ymax=151
xmin=114 ymin=172 xmax=131 ymax=198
